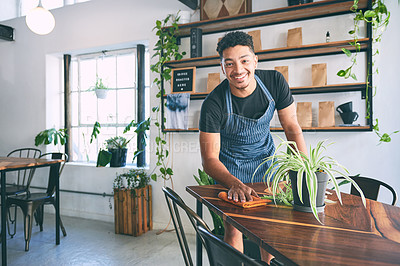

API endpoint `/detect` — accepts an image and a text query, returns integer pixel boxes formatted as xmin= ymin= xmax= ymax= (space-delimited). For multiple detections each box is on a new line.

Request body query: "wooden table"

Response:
xmin=0 ymin=157 xmax=62 ymax=266
xmin=187 ymin=183 xmax=400 ymax=266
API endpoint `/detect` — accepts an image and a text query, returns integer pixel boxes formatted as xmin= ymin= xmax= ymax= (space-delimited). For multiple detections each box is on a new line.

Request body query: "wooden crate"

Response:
xmin=114 ymin=185 xmax=152 ymax=236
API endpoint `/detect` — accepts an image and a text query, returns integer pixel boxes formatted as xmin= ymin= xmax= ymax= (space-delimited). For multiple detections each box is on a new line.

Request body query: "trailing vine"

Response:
xmin=337 ymin=0 xmax=398 ymax=143
xmin=150 ymin=12 xmax=186 ymax=182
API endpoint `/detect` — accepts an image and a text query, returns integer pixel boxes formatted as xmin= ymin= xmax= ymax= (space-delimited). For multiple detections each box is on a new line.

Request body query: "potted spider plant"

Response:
xmin=255 ymin=138 xmax=366 ymax=223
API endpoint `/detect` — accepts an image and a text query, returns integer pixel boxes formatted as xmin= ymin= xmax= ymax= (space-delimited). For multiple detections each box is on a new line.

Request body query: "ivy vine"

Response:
xmin=150 ymin=12 xmax=186 ymax=182
xmin=337 ymin=0 xmax=398 ymax=144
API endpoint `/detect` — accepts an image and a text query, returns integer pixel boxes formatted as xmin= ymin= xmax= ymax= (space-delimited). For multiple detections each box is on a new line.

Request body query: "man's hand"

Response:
xmin=228 ymin=181 xmax=259 ymax=202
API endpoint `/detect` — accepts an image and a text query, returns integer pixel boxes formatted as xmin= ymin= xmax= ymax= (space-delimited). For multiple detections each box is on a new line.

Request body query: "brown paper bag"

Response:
xmin=287 ymin=27 xmax=302 ymax=47
xmin=318 ymin=101 xmax=335 ymax=127
xmin=275 ymin=66 xmax=289 ymax=84
xmin=297 ymin=102 xmax=312 ymax=128
xmin=312 ymin=63 xmax=327 ymax=86
xmin=207 ymin=73 xmax=220 ymax=93
xmin=248 ymin=30 xmax=262 ymax=51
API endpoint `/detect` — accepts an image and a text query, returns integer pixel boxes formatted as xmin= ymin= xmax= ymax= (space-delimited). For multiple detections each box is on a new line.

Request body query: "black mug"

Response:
xmin=336 ymin=101 xmax=353 ymax=114
xmin=340 ymin=111 xmax=359 ymax=124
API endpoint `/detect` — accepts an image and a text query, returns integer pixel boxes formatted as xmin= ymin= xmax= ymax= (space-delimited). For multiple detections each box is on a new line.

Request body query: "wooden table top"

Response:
xmin=0 ymin=156 xmax=62 ymax=171
xmin=186 ymin=183 xmax=400 ymax=266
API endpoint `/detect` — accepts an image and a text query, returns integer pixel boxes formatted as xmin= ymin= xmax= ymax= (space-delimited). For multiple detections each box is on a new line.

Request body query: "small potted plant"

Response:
xmin=34 ymin=128 xmax=67 ymax=150
xmin=105 ymin=136 xmax=130 ymax=167
xmin=90 ymin=76 xmax=110 ymax=99
xmin=255 ymin=138 xmax=366 ymax=223
xmin=113 ymin=169 xmax=152 ymax=236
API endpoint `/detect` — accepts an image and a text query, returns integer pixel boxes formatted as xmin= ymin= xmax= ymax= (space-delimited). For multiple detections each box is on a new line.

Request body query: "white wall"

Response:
xmin=0 ymin=0 xmax=399 ymax=232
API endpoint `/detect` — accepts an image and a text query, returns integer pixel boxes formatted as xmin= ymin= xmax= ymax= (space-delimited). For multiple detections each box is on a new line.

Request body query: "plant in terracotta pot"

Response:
xmin=255 ymin=138 xmax=366 ymax=223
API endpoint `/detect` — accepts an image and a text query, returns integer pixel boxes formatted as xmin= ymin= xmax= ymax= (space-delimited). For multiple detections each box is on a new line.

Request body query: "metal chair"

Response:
xmin=197 ymin=224 xmax=268 ymax=266
xmin=4 ymin=148 xmax=41 ymax=237
xmin=337 ymin=175 xmax=397 ymax=206
xmin=162 ymin=186 xmax=210 ymax=266
xmin=33 ymin=152 xmax=68 ymax=237
xmin=6 ymin=152 xmax=67 ymax=251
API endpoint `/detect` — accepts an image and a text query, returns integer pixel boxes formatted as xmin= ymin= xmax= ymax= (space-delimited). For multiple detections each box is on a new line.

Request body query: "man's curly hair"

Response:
xmin=216 ymin=31 xmax=255 ymax=58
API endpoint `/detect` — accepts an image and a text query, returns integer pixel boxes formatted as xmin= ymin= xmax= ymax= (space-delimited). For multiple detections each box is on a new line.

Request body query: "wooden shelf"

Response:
xmin=271 ymin=126 xmax=371 ymax=132
xmin=163 ymin=126 xmax=371 ymax=133
xmin=164 ymin=39 xmax=370 ymax=69
xmin=163 ymin=83 xmax=367 ymax=99
xmin=166 ymin=0 xmax=368 ymax=38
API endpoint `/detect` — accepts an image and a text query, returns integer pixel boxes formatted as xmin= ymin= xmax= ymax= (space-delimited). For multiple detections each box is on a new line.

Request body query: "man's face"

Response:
xmin=221 ymin=45 xmax=258 ymax=92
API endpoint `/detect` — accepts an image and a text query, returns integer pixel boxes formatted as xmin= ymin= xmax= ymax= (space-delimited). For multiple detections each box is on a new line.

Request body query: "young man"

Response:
xmin=199 ymin=31 xmax=307 ymax=263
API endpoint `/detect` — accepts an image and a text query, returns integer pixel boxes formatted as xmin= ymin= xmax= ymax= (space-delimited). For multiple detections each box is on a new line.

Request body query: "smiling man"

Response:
xmin=199 ymin=31 xmax=307 ymax=263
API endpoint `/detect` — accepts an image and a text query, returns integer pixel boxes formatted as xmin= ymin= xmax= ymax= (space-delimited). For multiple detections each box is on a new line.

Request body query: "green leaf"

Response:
xmin=341 ymin=48 xmax=352 ymax=57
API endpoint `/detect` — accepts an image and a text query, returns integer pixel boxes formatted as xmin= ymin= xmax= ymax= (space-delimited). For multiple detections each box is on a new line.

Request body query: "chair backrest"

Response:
xmin=7 ymin=148 xmax=42 ymax=190
xmin=162 ymin=186 xmax=211 ymax=266
xmin=197 ymin=224 xmax=265 ymax=266
xmin=39 ymin=152 xmax=68 ymax=196
xmin=338 ymin=176 xmax=397 ymax=206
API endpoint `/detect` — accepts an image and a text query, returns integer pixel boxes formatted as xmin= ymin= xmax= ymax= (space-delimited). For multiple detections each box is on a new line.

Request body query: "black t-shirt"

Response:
xmin=199 ymin=70 xmax=293 ymax=133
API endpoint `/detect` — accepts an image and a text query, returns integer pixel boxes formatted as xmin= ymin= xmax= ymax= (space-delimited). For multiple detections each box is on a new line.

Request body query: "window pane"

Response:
xmin=98 ymin=56 xmax=116 ymax=89
xmin=71 ymin=92 xmax=79 ymax=126
xmin=80 ymin=59 xmax=96 ymax=91
xmin=42 ymin=0 xmax=63 ymax=10
xmin=117 ymin=54 xmax=135 ymax=88
xmin=98 ymin=90 xmax=117 ymax=124
xmin=80 ymin=91 xmax=97 ymax=124
xmin=117 ymin=89 xmax=135 ymax=124
xmin=71 ymin=60 xmax=79 ymax=92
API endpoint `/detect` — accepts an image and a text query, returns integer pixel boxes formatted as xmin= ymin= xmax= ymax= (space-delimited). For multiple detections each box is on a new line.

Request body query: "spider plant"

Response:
xmin=254 ymin=138 xmax=366 ymax=223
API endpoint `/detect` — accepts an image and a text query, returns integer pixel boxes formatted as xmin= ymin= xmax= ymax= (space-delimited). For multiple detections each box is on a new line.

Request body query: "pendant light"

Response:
xmin=25 ymin=0 xmax=55 ymax=35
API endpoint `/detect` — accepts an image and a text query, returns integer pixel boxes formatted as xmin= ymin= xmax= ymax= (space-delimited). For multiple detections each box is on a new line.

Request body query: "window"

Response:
xmin=68 ymin=47 xmax=149 ymax=166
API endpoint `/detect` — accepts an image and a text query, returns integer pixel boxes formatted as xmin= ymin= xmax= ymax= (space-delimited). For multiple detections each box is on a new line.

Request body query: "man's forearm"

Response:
xmin=202 ymin=157 xmax=243 ymax=188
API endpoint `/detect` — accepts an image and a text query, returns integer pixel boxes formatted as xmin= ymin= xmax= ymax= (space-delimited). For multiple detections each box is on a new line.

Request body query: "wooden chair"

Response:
xmin=6 ymin=152 xmax=67 ymax=251
xmin=4 ymin=148 xmax=41 ymax=237
xmin=337 ymin=175 xmax=397 ymax=205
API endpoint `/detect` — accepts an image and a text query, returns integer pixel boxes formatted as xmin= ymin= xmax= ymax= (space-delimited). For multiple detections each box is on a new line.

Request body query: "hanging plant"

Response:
xmin=150 ymin=12 xmax=186 ymax=182
xmin=337 ymin=0 xmax=398 ymax=143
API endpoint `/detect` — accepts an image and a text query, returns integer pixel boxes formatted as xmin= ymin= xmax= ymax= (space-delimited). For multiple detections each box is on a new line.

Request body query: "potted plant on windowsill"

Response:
xmin=91 ymin=119 xmax=151 ymax=167
xmin=255 ymin=138 xmax=366 ymax=223
xmin=105 ymin=136 xmax=129 ymax=167
xmin=113 ymin=169 xmax=152 ymax=236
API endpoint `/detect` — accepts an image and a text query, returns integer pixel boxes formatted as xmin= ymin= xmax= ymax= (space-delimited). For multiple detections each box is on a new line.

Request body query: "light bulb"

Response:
xmin=25 ymin=4 xmax=55 ymax=35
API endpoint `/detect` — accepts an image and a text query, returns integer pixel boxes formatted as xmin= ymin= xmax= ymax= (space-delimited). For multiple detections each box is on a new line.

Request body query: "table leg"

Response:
xmin=196 ymin=199 xmax=203 ymax=266
xmin=1 ymin=171 xmax=7 ymax=266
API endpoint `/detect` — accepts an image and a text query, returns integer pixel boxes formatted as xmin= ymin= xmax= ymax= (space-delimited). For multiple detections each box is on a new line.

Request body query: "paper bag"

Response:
xmin=275 ymin=66 xmax=289 ymax=84
xmin=297 ymin=102 xmax=312 ymax=128
xmin=318 ymin=101 xmax=335 ymax=127
xmin=312 ymin=63 xmax=327 ymax=86
xmin=207 ymin=73 xmax=220 ymax=93
xmin=287 ymin=27 xmax=302 ymax=47
xmin=248 ymin=30 xmax=262 ymax=51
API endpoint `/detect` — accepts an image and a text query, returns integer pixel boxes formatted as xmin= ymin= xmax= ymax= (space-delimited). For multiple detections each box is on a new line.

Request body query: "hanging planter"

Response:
xmin=95 ymin=88 xmax=108 ymax=99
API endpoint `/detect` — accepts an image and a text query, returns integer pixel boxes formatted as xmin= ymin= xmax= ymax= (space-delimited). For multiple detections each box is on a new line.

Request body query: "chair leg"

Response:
xmin=7 ymin=205 xmax=17 ymax=238
xmin=59 ymin=216 xmax=67 ymax=237
xmin=23 ymin=206 xmax=35 ymax=252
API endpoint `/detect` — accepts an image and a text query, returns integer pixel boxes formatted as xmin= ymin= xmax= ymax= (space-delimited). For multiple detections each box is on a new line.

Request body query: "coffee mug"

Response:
xmin=340 ymin=111 xmax=359 ymax=124
xmin=336 ymin=101 xmax=353 ymax=114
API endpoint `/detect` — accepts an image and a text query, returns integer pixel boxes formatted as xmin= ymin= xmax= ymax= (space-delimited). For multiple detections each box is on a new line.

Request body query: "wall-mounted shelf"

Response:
xmin=164 ymin=39 xmax=370 ymax=69
xmin=165 ymin=83 xmax=367 ymax=99
xmin=163 ymin=126 xmax=371 ymax=133
xmin=167 ymin=0 xmax=368 ymax=38
xmin=159 ymin=0 xmax=373 ymax=133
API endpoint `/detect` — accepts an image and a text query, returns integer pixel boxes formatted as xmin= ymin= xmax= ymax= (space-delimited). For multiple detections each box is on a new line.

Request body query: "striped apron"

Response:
xmin=219 ymin=74 xmax=276 ymax=183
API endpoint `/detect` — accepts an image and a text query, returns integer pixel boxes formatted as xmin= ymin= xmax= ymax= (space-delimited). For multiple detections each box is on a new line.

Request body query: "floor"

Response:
xmin=2 ymin=212 xmax=201 ymax=266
